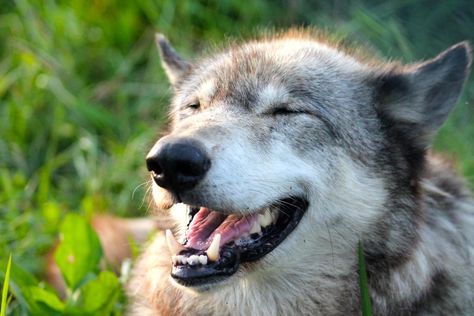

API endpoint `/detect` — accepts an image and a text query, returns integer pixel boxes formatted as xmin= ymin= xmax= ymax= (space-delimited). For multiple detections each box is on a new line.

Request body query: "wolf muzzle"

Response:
xmin=146 ymin=138 xmax=211 ymax=194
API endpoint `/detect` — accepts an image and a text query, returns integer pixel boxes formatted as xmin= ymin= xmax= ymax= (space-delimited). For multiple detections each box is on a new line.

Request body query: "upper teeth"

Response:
xmin=166 ymin=229 xmax=184 ymax=255
xmin=206 ymin=233 xmax=221 ymax=262
xmin=258 ymin=209 xmax=277 ymax=227
xmin=249 ymin=220 xmax=262 ymax=234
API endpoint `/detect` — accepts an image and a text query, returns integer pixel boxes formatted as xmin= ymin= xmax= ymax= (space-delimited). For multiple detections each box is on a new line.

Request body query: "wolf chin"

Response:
xmin=127 ymin=30 xmax=474 ymax=315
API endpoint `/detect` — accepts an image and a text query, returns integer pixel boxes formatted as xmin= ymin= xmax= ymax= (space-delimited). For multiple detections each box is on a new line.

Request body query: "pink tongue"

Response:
xmin=186 ymin=207 xmax=257 ymax=250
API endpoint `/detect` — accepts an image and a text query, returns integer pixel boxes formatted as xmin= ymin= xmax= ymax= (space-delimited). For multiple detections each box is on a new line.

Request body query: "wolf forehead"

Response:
xmin=159 ymin=32 xmax=471 ymax=152
xmin=172 ymin=38 xmax=371 ymax=110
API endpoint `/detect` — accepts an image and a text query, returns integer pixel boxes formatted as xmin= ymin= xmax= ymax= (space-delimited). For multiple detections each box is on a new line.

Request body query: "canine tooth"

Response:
xmin=258 ymin=210 xmax=273 ymax=227
xmin=179 ymin=256 xmax=187 ymax=264
xmin=198 ymin=255 xmax=208 ymax=265
xmin=249 ymin=220 xmax=262 ymax=234
xmin=206 ymin=234 xmax=221 ymax=262
xmin=166 ymin=229 xmax=184 ymax=255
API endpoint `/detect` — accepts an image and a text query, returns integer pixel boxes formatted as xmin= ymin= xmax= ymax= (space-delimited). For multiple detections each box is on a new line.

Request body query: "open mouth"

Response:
xmin=165 ymin=197 xmax=308 ymax=286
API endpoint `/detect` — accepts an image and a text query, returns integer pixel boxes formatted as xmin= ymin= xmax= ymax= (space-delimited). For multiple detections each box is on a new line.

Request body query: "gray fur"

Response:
xmin=128 ymin=31 xmax=474 ymax=315
xmin=155 ymin=33 xmax=191 ymax=87
xmin=373 ymin=42 xmax=472 ymax=148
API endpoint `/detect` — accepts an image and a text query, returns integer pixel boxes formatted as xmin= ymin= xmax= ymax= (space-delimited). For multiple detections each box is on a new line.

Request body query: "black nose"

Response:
xmin=146 ymin=139 xmax=211 ymax=193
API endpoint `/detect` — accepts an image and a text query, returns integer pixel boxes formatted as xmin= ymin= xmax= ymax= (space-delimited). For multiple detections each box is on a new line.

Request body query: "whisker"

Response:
xmin=140 ymin=184 xmax=153 ymax=210
xmin=132 ymin=179 xmax=152 ymax=200
xmin=325 ymin=221 xmax=335 ymax=268
xmin=145 ymin=195 xmax=155 ymax=215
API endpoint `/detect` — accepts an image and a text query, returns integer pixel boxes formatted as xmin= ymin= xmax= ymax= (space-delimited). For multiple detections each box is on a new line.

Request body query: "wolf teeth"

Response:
xmin=166 ymin=229 xmax=184 ymax=255
xmin=198 ymin=255 xmax=208 ymax=265
xmin=187 ymin=255 xmax=199 ymax=265
xmin=258 ymin=209 xmax=273 ymax=227
xmin=206 ymin=233 xmax=221 ymax=262
xmin=249 ymin=220 xmax=262 ymax=234
xmin=171 ymin=255 xmax=188 ymax=265
xmin=172 ymin=254 xmax=209 ymax=266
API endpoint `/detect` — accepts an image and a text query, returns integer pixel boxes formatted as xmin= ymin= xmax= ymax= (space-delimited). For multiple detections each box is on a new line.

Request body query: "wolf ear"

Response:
xmin=376 ymin=42 xmax=472 ymax=148
xmin=155 ymin=33 xmax=191 ymax=87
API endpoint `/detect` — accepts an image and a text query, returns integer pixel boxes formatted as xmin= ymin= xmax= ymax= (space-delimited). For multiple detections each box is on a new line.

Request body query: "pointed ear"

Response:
xmin=155 ymin=33 xmax=191 ymax=87
xmin=375 ymin=42 xmax=472 ymax=148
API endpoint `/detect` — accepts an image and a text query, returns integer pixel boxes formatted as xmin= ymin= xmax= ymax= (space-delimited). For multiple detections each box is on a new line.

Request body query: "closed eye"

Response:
xmin=179 ymin=98 xmax=201 ymax=112
xmin=186 ymin=101 xmax=200 ymax=110
xmin=268 ymin=107 xmax=308 ymax=115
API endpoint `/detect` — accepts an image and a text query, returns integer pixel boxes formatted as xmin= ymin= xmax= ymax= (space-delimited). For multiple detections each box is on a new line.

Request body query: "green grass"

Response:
xmin=358 ymin=243 xmax=373 ymax=316
xmin=0 ymin=0 xmax=473 ymax=314
xmin=1 ymin=255 xmax=12 ymax=316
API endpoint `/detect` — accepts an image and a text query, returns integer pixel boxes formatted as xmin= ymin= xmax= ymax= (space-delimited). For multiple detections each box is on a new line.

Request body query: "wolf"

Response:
xmin=127 ymin=30 xmax=474 ymax=315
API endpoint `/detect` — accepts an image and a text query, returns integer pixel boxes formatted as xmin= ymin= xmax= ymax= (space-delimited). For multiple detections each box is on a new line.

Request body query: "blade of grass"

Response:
xmin=358 ymin=242 xmax=373 ymax=316
xmin=1 ymin=254 xmax=12 ymax=316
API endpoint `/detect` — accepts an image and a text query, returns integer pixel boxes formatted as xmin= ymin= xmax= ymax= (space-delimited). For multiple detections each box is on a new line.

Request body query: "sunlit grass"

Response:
xmin=1 ymin=254 xmax=12 ymax=316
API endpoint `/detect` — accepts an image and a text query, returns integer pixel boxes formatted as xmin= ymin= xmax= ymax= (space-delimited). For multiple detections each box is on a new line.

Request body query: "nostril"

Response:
xmin=146 ymin=156 xmax=163 ymax=175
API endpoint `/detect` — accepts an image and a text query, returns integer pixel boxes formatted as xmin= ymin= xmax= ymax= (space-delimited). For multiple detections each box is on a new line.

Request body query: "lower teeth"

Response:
xmin=173 ymin=254 xmax=209 ymax=266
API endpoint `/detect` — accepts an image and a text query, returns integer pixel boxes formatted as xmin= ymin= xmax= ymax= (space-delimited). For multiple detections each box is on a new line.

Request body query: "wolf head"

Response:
xmin=145 ymin=31 xmax=471 ymax=298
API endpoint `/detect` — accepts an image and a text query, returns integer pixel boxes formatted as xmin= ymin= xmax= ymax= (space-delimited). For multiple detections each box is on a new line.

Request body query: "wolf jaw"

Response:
xmin=167 ymin=197 xmax=308 ymax=285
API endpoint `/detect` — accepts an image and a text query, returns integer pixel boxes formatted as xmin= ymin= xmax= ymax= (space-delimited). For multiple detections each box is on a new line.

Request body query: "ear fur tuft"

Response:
xmin=375 ymin=42 xmax=472 ymax=148
xmin=155 ymin=33 xmax=191 ymax=87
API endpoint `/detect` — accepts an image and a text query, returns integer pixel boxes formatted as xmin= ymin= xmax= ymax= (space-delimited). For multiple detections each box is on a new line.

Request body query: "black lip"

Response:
xmin=171 ymin=244 xmax=240 ymax=286
xmin=171 ymin=197 xmax=308 ymax=286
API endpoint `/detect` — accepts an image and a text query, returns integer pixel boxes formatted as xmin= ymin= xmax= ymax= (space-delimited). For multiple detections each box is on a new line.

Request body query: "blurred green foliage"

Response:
xmin=0 ymin=0 xmax=473 ymax=314
xmin=1 ymin=215 xmax=122 ymax=315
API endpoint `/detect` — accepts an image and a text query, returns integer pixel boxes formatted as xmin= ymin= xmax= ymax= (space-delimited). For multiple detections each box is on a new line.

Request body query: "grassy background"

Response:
xmin=0 ymin=0 xmax=473 ymax=314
